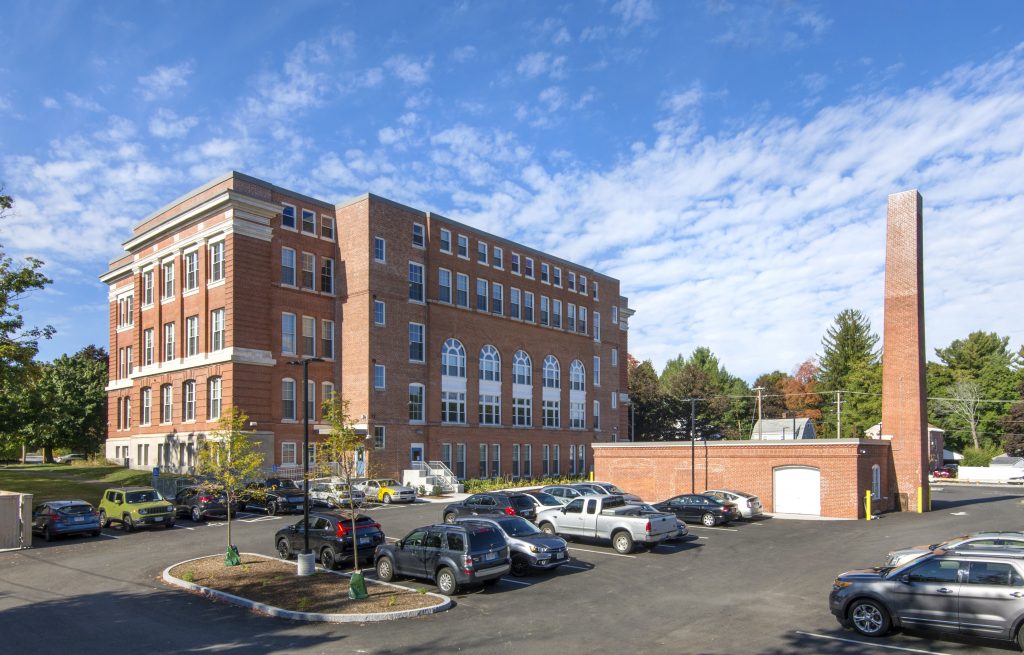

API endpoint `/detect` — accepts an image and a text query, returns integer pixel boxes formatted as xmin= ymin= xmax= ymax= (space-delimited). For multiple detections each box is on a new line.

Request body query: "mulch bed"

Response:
xmin=168 ymin=554 xmax=438 ymax=615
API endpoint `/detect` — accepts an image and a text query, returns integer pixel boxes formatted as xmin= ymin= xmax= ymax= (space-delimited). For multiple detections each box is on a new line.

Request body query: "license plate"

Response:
xmin=153 ymin=516 xmax=163 ymax=522
xmin=555 ymin=551 xmax=565 ymax=559
xmin=485 ymin=552 xmax=497 ymax=561
xmin=358 ymin=537 xmax=370 ymax=545
xmin=73 ymin=517 xmax=84 ymax=523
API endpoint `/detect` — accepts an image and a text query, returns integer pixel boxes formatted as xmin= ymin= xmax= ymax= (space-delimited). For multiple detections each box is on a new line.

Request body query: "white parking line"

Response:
xmin=171 ymin=525 xmax=196 ymax=530
xmin=567 ymin=547 xmax=636 ymax=559
xmin=560 ymin=564 xmax=590 ymax=571
xmin=794 ymin=631 xmax=952 ymax=655
xmin=688 ymin=525 xmax=739 ymax=532
xmin=99 ymin=532 xmax=120 ymax=539
xmin=500 ymin=578 xmax=531 ymax=586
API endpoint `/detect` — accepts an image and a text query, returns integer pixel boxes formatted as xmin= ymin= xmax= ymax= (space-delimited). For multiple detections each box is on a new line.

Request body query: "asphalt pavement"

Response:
xmin=2 ymin=485 xmax=1023 ymax=654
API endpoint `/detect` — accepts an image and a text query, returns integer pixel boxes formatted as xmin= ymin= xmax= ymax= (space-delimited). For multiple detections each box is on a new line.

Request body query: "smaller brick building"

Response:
xmin=593 ymin=439 xmax=894 ymax=519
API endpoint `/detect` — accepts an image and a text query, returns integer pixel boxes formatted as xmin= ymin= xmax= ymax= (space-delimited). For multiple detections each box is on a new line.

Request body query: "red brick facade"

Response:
xmin=102 ymin=172 xmax=630 ymax=480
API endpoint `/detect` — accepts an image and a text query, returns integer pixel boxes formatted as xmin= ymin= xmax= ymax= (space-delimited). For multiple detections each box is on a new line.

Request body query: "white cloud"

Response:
xmin=516 ymin=52 xmax=567 ymax=79
xmin=611 ymin=0 xmax=656 ymax=27
xmin=552 ymin=27 xmax=572 ymax=45
xmin=378 ymin=126 xmax=410 ymax=146
xmin=148 ymin=108 xmax=199 ymax=139
xmin=384 ymin=55 xmax=433 ymax=85
xmin=65 ymin=93 xmax=104 ymax=112
xmin=451 ymin=45 xmax=477 ymax=63
xmin=42 ymin=97 xmax=60 ymax=109
xmin=137 ymin=61 xmax=194 ymax=101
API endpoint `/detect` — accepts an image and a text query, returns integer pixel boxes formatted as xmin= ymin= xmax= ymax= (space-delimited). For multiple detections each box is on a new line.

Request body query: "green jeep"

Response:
xmin=98 ymin=487 xmax=176 ymax=531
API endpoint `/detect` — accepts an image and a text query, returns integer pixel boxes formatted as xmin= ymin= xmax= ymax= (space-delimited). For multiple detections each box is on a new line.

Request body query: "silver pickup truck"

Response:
xmin=535 ymin=495 xmax=677 ymax=554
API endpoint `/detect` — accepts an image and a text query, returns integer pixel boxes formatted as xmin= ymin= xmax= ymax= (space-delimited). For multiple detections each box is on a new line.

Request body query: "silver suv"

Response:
xmin=830 ymin=550 xmax=1024 ymax=648
xmin=885 ymin=531 xmax=1024 ymax=568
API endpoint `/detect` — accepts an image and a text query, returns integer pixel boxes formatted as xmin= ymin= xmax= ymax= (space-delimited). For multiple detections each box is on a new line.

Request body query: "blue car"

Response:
xmin=32 ymin=500 xmax=102 ymax=541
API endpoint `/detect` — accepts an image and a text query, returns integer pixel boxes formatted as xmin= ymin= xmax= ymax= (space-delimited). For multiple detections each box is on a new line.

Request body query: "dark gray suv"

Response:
xmin=374 ymin=522 xmax=510 ymax=594
xmin=455 ymin=515 xmax=569 ymax=577
xmin=830 ymin=550 xmax=1024 ymax=647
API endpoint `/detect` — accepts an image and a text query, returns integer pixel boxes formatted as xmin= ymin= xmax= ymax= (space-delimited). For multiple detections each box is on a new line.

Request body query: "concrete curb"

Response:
xmin=162 ymin=552 xmax=452 ymax=622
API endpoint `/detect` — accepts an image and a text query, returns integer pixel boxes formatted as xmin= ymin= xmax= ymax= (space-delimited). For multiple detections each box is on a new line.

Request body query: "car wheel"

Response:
xmin=376 ymin=557 xmax=395 ymax=582
xmin=267 ymin=501 xmax=278 ymax=516
xmin=276 ymin=539 xmax=292 ymax=560
xmin=191 ymin=506 xmax=203 ymax=522
xmin=612 ymin=530 xmax=634 ymax=554
xmin=482 ymin=577 xmax=500 ymax=588
xmin=122 ymin=514 xmax=134 ymax=532
xmin=539 ymin=522 xmax=556 ymax=535
xmin=42 ymin=526 xmax=52 ymax=542
xmin=98 ymin=510 xmax=108 ymax=528
xmin=383 ymin=493 xmax=393 ymax=505
xmin=1016 ymin=623 xmax=1024 ymax=651
xmin=443 ymin=512 xmax=457 ymax=524
xmin=701 ymin=513 xmax=716 ymax=527
xmin=320 ymin=547 xmax=337 ymax=570
xmin=849 ymin=599 xmax=891 ymax=637
xmin=510 ymin=554 xmax=531 ymax=577
xmin=435 ymin=566 xmax=458 ymax=595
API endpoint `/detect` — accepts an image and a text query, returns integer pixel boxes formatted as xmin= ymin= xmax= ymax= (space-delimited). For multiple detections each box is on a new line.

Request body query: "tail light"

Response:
xmin=336 ymin=523 xmax=351 ymax=537
xmin=748 ymin=500 xmax=755 ymax=508
xmin=49 ymin=513 xmax=60 ymax=521
xmin=504 ymin=506 xmax=516 ymax=516
xmin=198 ymin=496 xmax=213 ymax=502
xmin=645 ymin=520 xmax=651 ymax=533
xmin=463 ymin=555 xmax=473 ymax=573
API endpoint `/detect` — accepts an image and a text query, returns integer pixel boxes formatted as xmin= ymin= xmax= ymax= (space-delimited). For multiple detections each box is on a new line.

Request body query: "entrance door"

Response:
xmin=773 ymin=466 xmax=821 ymax=515
xmin=410 ymin=443 xmax=424 ymax=467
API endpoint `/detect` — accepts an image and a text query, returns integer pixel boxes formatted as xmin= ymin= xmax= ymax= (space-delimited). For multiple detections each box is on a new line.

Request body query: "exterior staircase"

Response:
xmin=404 ymin=460 xmax=462 ymax=493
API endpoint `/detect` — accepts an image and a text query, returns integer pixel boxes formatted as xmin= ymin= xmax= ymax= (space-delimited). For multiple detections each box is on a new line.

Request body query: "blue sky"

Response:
xmin=1 ymin=1 xmax=1022 ymax=382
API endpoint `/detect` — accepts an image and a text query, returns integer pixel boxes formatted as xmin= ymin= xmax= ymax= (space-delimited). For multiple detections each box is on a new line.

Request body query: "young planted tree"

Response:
xmin=319 ymin=392 xmax=371 ymax=599
xmin=196 ymin=406 xmax=264 ymax=566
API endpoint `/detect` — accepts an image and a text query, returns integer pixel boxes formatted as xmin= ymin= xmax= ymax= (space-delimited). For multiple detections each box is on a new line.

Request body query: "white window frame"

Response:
xmin=183 ymin=250 xmax=199 ymax=292
xmin=374 ymin=237 xmax=386 ymax=263
xmin=439 ymin=228 xmax=452 ymax=254
xmin=281 ymin=203 xmax=297 ymax=230
xmin=412 ymin=222 xmax=425 ymax=249
xmin=438 ymin=268 xmax=452 ymax=303
xmin=374 ymin=300 xmax=385 ymax=326
xmin=209 ymin=241 xmax=225 ymax=283
xmin=185 ymin=315 xmax=199 ymax=357
xmin=457 ymin=234 xmax=469 ymax=259
xmin=301 ymin=208 xmax=316 ymax=235
xmin=409 ymin=322 xmax=425 ymax=363
xmin=281 ymin=247 xmax=296 ymax=286
xmin=209 ymin=377 xmax=222 ymax=420
xmin=409 ymin=261 xmax=425 ymax=303
xmin=282 ymin=312 xmax=297 ymax=355
xmin=492 ymin=246 xmax=503 ymax=269
xmin=282 ymin=378 xmax=296 ymax=421
xmin=477 ymin=240 xmax=488 ymax=265
xmin=409 ymin=383 xmax=425 ymax=423
xmin=374 ymin=364 xmax=386 ymax=390
xmin=322 ymin=319 xmax=335 ymax=359
xmin=302 ymin=315 xmax=316 ymax=357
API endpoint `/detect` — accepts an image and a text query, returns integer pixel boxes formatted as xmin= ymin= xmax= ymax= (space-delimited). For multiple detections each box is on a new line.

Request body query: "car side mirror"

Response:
xmin=115 ymin=499 xmax=123 ymax=505
xmin=561 ymin=507 xmax=567 ymax=513
xmin=899 ymin=574 xmax=911 ymax=584
xmin=397 ymin=539 xmax=404 ymax=549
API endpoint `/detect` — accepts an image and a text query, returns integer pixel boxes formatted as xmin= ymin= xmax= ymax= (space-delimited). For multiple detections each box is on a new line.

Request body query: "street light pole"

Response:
xmin=690 ymin=398 xmax=696 ymax=493
xmin=288 ymin=356 xmax=323 ymax=568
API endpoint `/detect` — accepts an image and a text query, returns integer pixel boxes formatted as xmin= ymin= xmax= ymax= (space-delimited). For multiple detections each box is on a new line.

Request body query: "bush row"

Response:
xmin=462 ymin=474 xmax=589 ymax=493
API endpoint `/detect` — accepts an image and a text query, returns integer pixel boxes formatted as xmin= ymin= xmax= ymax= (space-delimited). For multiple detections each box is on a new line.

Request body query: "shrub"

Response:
xmin=416 ymin=485 xmax=426 ymax=496
xmin=431 ymin=484 xmax=443 ymax=497
xmin=462 ymin=475 xmax=588 ymax=493
xmin=296 ymin=597 xmax=313 ymax=611
xmin=182 ymin=570 xmax=195 ymax=583
xmin=962 ymin=443 xmax=1003 ymax=467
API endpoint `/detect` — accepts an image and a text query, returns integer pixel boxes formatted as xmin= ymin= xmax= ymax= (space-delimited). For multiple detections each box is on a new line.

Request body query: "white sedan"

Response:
xmin=703 ymin=489 xmax=764 ymax=519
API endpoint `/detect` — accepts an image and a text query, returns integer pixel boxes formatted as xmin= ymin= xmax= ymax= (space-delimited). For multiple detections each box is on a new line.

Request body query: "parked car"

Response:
xmin=55 ymin=453 xmax=86 ymax=464
xmin=571 ymin=481 xmax=642 ymax=502
xmin=23 ymin=453 xmax=43 ymax=464
xmin=442 ymin=492 xmax=537 ymax=523
xmin=627 ymin=501 xmax=689 ymax=541
xmin=358 ymin=478 xmax=417 ymax=504
xmin=884 ymin=531 xmax=1024 ymax=568
xmin=540 ymin=484 xmax=600 ymax=505
xmin=456 ymin=515 xmax=569 ymax=577
xmin=536 ymin=494 xmax=677 ymax=554
xmin=237 ymin=478 xmax=305 ymax=515
xmin=97 ymin=487 xmax=175 ymax=531
xmin=830 ymin=550 xmax=1024 ymax=646
xmin=374 ymin=521 xmax=510 ymax=594
xmin=31 ymin=500 xmax=101 ymax=541
xmin=275 ymin=510 xmax=385 ymax=569
xmin=702 ymin=489 xmax=764 ymax=519
xmin=173 ymin=486 xmax=235 ymax=522
xmin=521 ymin=491 xmax=564 ymax=513
xmin=308 ymin=479 xmax=366 ymax=509
xmin=653 ymin=493 xmax=739 ymax=527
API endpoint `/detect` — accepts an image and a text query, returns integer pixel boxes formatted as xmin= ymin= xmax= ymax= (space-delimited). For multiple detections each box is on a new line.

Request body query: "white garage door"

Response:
xmin=773 ymin=466 xmax=821 ymax=515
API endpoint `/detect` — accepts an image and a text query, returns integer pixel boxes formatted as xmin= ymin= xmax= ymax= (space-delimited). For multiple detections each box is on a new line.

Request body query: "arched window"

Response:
xmin=441 ymin=338 xmax=466 ymax=377
xmin=479 ymin=345 xmax=501 ymax=381
xmin=513 ymin=350 xmax=532 ymax=385
xmin=871 ymin=464 xmax=881 ymax=500
xmin=543 ymin=355 xmax=560 ymax=388
xmin=570 ymin=359 xmax=585 ymax=391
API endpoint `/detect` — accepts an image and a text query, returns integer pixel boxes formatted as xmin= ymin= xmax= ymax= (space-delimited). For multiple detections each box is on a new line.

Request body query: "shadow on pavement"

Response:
xmin=756 ymin=629 xmax=1018 ymax=654
xmin=931 ymin=494 xmax=1024 ymax=510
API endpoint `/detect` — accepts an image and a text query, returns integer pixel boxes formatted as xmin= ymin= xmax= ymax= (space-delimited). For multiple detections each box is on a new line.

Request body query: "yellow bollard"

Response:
xmin=917 ymin=486 xmax=924 ymax=513
xmin=589 ymin=470 xmax=594 ymax=482
xmin=865 ymin=490 xmax=872 ymax=521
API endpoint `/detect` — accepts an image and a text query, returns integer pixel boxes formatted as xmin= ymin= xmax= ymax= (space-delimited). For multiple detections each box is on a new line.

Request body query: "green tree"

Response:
xmin=627 ymin=356 xmax=677 ymax=440
xmin=1002 ymin=376 xmax=1024 ymax=456
xmin=752 ymin=370 xmax=790 ymax=420
xmin=935 ymin=331 xmax=1014 ymax=371
xmin=197 ymin=406 xmax=265 ymax=566
xmin=0 ymin=361 xmax=43 ymax=460
xmin=31 ymin=347 xmax=108 ymax=461
xmin=659 ymin=347 xmax=751 ymax=439
xmin=841 ymin=362 xmax=882 ymax=438
xmin=817 ymin=309 xmax=879 ymax=437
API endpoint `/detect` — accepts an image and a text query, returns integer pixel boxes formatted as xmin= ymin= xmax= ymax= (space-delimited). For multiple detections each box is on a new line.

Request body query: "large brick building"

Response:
xmin=101 ymin=172 xmax=631 ymax=479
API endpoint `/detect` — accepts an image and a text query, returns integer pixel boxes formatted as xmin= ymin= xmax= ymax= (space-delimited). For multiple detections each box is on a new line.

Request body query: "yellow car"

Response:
xmin=360 ymin=479 xmax=416 ymax=504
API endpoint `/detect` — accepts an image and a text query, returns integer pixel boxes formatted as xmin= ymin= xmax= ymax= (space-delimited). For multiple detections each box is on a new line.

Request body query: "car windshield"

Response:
xmin=530 ymin=492 xmax=562 ymax=507
xmin=381 ymin=479 xmax=400 ymax=486
xmin=600 ymin=484 xmax=626 ymax=494
xmin=496 ymin=517 xmax=541 ymax=537
xmin=126 ymin=490 xmax=163 ymax=503
xmin=59 ymin=504 xmax=94 ymax=514
xmin=511 ymin=496 xmax=535 ymax=508
xmin=467 ymin=527 xmax=505 ymax=551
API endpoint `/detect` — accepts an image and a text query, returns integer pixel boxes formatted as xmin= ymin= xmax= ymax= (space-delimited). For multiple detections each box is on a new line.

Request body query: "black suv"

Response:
xmin=830 ymin=549 xmax=1024 ymax=647
xmin=442 ymin=492 xmax=537 ymax=524
xmin=275 ymin=510 xmax=385 ymax=570
xmin=173 ymin=487 xmax=234 ymax=522
xmin=237 ymin=478 xmax=305 ymax=515
xmin=374 ymin=521 xmax=510 ymax=594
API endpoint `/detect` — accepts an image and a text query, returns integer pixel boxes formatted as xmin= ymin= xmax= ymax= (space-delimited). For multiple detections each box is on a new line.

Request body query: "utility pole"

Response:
xmin=690 ymin=398 xmax=696 ymax=493
xmin=753 ymin=386 xmax=764 ymax=439
xmin=836 ymin=390 xmax=843 ymax=439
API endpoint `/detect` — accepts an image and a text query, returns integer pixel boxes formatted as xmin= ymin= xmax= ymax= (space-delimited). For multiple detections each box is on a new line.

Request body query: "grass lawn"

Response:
xmin=0 ymin=464 xmax=162 ymax=505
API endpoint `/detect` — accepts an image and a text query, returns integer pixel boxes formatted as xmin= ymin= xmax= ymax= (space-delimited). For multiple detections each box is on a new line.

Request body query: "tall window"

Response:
xmin=140 ymin=387 xmax=151 ymax=425
xmin=569 ymin=445 xmax=576 ymax=475
xmin=570 ymin=360 xmax=586 ymax=391
xmin=301 ymin=209 xmax=316 ymax=234
xmin=117 ymin=295 xmax=133 ymax=328
xmin=611 ymin=391 xmax=618 ymax=409
xmin=320 ymin=215 xmax=334 ymax=239
xmin=183 ymin=380 xmax=196 ymax=421
xmin=320 ymin=257 xmax=334 ymax=293
xmin=412 ymin=222 xmax=425 ymax=248
xmin=510 ymin=288 xmax=521 ymax=319
xmin=143 ymin=329 xmax=154 ymax=366
xmin=511 ymin=253 xmax=520 ymax=274
xmin=480 ymin=394 xmax=500 ymax=425
xmin=409 ymin=323 xmax=425 ymax=362
xmin=374 ymin=364 xmax=386 ymax=390
xmin=374 ymin=237 xmax=386 ymax=263
xmin=543 ymin=355 xmax=560 ymax=388
xmin=552 ymin=299 xmax=562 ymax=329
xmin=578 ymin=306 xmax=588 ymax=334
xmin=281 ymin=247 xmax=296 ymax=285
xmin=540 ymin=296 xmax=549 ymax=326
xmin=185 ymin=315 xmax=199 ymax=356
xmin=540 ymin=263 xmax=549 ymax=283
xmin=593 ymin=400 xmax=601 ymax=430
xmin=580 ymin=275 xmax=588 ymax=295
xmin=493 ymin=247 xmax=503 ymax=269
xmin=477 ymin=241 xmax=488 ymax=264
xmin=160 ymin=384 xmax=172 ymax=423
xmin=281 ymin=204 xmax=296 ymax=229
xmin=442 ymin=443 xmax=453 ymax=471
xmin=513 ymin=350 xmax=532 ymax=385
xmin=409 ymin=262 xmax=424 ymax=302
xmin=163 ymin=322 xmax=175 ymax=361
xmin=476 ymin=279 xmax=488 ymax=311
xmin=542 ymin=444 xmax=550 ymax=475
xmin=457 ymin=234 xmax=469 ymax=258
xmin=322 ymin=319 xmax=335 ymax=359
xmin=282 ymin=313 xmax=296 ymax=354
xmin=570 ymin=402 xmax=585 ymax=429
xmin=479 ymin=444 xmax=488 ymax=478
xmin=455 ymin=443 xmax=466 ymax=479
xmin=456 ymin=273 xmax=469 ymax=307
xmin=282 ymin=379 xmax=296 ymax=420
xmin=543 ymin=400 xmax=560 ymax=428
xmin=612 ymin=306 xmax=619 ymax=324
xmin=211 ymin=308 xmax=225 ymax=350
xmin=611 ymin=348 xmax=618 ymax=367
xmin=374 ymin=300 xmax=385 ymax=326
xmin=594 ymin=312 xmax=601 ymax=341
xmin=567 ymin=303 xmax=576 ymax=331
xmin=442 ymin=391 xmax=467 ymax=424
xmin=568 ymin=272 xmax=576 ymax=291
xmin=524 ymin=292 xmax=535 ymax=322
xmin=441 ymin=339 xmax=467 ymax=377
xmin=184 ymin=251 xmax=199 ymax=291
xmin=322 ymin=382 xmax=335 ymax=406
xmin=513 ymin=398 xmax=532 ymax=427
xmin=161 ymin=261 xmax=174 ymax=299
xmin=871 ymin=464 xmax=881 ymax=500
xmin=553 ymin=267 xmax=562 ymax=287
xmin=524 ymin=257 xmax=535 ymax=278
xmin=208 ymin=377 xmax=222 ymax=420
xmin=512 ymin=444 xmax=521 ymax=478
xmin=479 ymin=345 xmax=501 ymax=381
xmin=523 ymin=444 xmax=532 ymax=477
xmin=593 ymin=356 xmax=601 ymax=386
xmin=374 ymin=426 xmax=386 ymax=449
xmin=593 ymin=281 xmax=599 ymax=300
xmin=409 ymin=384 xmax=425 ymax=422
xmin=301 ymin=253 xmax=315 ymax=289
xmin=439 ymin=228 xmax=451 ymax=253
xmin=553 ymin=444 xmax=560 ymax=474
xmin=492 ymin=444 xmax=500 ymax=476
xmin=302 ymin=316 xmax=316 ymax=356
xmin=491 ymin=282 xmax=503 ymax=315
xmin=307 ymin=380 xmax=316 ymax=419
xmin=439 ymin=268 xmax=452 ymax=303
xmin=142 ymin=270 xmax=154 ymax=305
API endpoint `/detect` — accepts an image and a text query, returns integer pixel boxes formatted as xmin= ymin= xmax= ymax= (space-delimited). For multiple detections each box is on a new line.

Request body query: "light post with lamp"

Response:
xmin=287 ymin=356 xmax=323 ymax=575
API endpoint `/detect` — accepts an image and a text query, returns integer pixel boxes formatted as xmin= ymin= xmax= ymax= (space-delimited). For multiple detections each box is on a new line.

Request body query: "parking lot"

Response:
xmin=2 ymin=484 xmax=1023 ymax=654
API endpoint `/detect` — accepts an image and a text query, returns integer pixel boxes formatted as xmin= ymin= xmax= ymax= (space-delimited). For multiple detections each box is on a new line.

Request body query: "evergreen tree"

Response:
xmin=817 ymin=309 xmax=880 ymax=437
